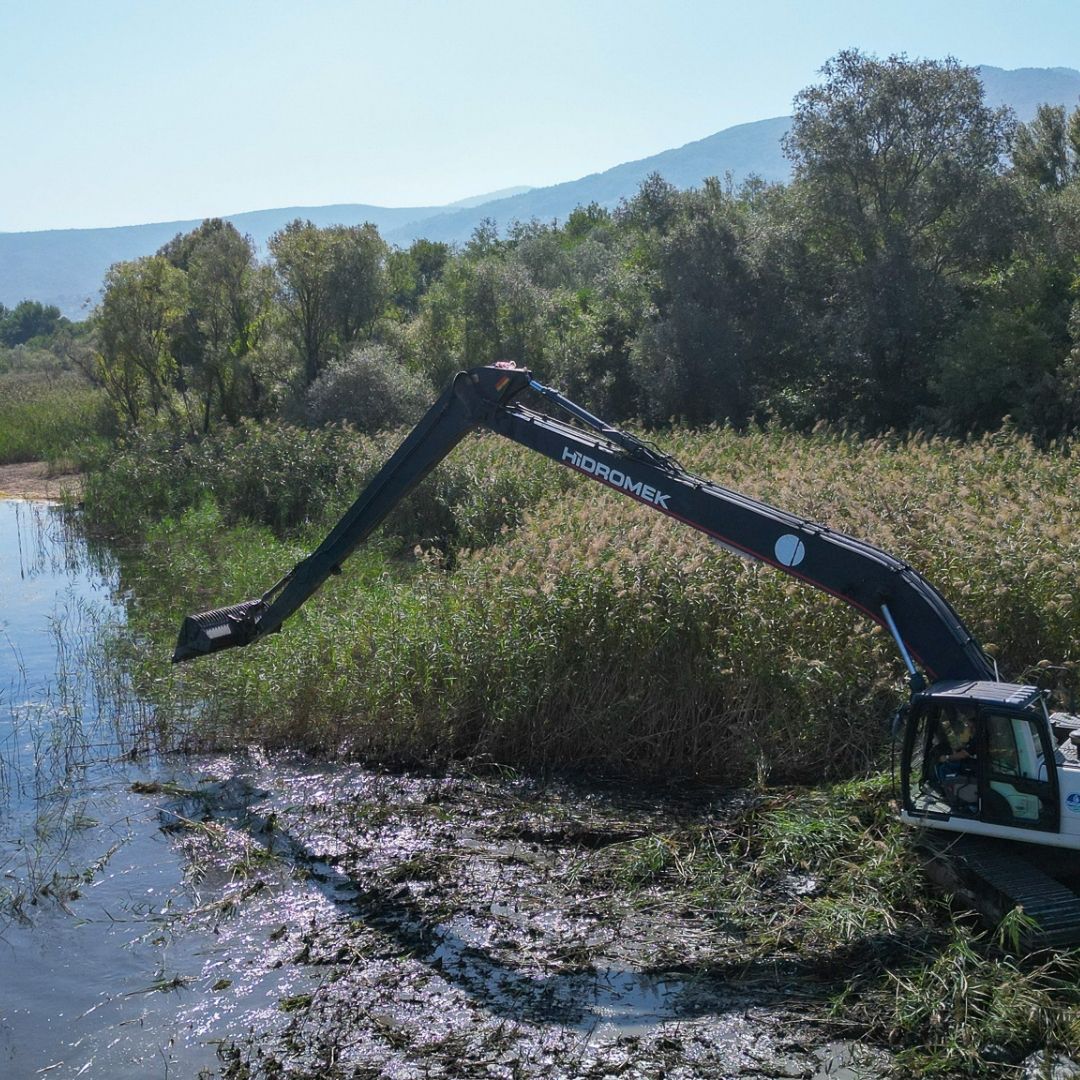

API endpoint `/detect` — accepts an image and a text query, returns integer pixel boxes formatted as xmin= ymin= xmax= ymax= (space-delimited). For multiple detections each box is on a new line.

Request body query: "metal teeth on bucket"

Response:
xmin=172 ymin=598 xmax=264 ymax=663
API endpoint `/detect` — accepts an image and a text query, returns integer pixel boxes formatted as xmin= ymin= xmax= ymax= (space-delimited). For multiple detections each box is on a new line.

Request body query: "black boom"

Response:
xmin=174 ymin=364 xmax=995 ymax=685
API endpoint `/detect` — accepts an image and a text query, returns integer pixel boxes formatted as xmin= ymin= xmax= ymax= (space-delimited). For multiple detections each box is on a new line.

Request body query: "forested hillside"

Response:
xmin=56 ymin=53 xmax=1079 ymax=443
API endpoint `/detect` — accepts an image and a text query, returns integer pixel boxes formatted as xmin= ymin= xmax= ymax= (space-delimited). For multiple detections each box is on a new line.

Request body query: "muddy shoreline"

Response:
xmin=0 ymin=461 xmax=83 ymax=501
xmin=140 ymin=755 xmax=892 ymax=1079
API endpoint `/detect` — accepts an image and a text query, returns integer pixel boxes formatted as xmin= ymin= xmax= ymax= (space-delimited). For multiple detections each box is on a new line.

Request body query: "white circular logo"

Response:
xmin=774 ymin=534 xmax=806 ymax=567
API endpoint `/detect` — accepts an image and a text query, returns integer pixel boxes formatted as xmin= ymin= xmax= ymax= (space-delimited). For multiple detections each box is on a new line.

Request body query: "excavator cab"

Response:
xmin=901 ymin=682 xmax=1062 ymax=839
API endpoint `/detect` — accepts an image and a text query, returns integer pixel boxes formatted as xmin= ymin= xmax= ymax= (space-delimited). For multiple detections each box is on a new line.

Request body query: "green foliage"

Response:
xmin=0 ymin=371 xmax=112 ymax=465
xmin=931 ymin=260 xmax=1075 ymax=434
xmin=79 ymin=52 xmax=1080 ymax=452
xmin=82 ymin=423 xmax=368 ymax=537
xmin=96 ymin=255 xmax=189 ymax=429
xmin=301 ymin=344 xmax=433 ymax=433
xmin=783 ymin=50 xmax=1018 ymax=430
xmin=0 ymin=300 xmax=66 ymax=347
xmin=82 ymin=421 xmax=569 ymax=550
xmin=629 ymin=178 xmax=760 ymax=425
xmin=386 ymin=238 xmax=451 ymax=316
xmin=785 ymin=51 xmax=1013 ymax=259
xmin=1012 ymin=103 xmax=1080 ymax=191
xmin=269 ymin=219 xmax=388 ymax=387
xmin=159 ymin=218 xmax=270 ymax=430
xmin=95 ymin=423 xmax=1080 ymax=782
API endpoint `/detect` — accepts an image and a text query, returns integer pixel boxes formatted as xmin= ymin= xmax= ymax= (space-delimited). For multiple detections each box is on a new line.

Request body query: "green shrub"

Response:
xmin=82 ymin=423 xmax=372 ymax=537
xmin=301 ymin=344 xmax=434 ymax=433
xmin=83 ymin=423 xmax=573 ymax=549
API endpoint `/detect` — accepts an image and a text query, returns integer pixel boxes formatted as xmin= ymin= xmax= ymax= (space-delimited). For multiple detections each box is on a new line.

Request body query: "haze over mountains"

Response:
xmin=4 ymin=65 xmax=1079 ymax=319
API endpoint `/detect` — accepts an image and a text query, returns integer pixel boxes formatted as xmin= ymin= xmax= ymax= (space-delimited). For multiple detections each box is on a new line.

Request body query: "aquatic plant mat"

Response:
xmin=108 ymin=755 xmax=1078 ymax=1079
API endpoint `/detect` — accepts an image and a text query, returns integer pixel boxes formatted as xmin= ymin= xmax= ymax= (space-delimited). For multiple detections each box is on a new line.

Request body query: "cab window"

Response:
xmin=982 ymin=710 xmax=1056 ymax=827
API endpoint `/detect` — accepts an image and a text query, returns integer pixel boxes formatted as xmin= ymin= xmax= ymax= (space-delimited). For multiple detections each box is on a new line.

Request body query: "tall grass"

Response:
xmin=0 ymin=371 xmax=113 ymax=465
xmin=89 ymin=422 xmax=1080 ymax=784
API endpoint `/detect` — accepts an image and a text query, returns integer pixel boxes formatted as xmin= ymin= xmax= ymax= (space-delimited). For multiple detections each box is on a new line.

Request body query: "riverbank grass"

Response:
xmin=0 ymin=371 xmax=112 ymax=466
xmin=90 ymin=422 xmax=1080 ymax=783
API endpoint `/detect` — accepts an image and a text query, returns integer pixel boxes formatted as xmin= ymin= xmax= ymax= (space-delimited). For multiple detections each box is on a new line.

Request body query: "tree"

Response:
xmin=270 ymin=220 xmax=388 ymax=387
xmin=96 ymin=257 xmax=187 ymax=428
xmin=784 ymin=52 xmax=1013 ymax=264
xmin=1012 ymin=103 xmax=1080 ymax=190
xmin=629 ymin=181 xmax=759 ymax=425
xmin=325 ymin=223 xmax=388 ymax=343
xmin=387 ymin=239 xmax=451 ymax=316
xmin=931 ymin=259 xmax=1074 ymax=434
xmin=0 ymin=299 xmax=65 ymax=346
xmin=461 ymin=259 xmax=551 ymax=369
xmin=782 ymin=51 xmax=1015 ymax=428
xmin=158 ymin=219 xmax=267 ymax=429
xmin=302 ymin=343 xmax=433 ymax=433
xmin=269 ymin=220 xmax=336 ymax=387
xmin=617 ymin=173 xmax=681 ymax=235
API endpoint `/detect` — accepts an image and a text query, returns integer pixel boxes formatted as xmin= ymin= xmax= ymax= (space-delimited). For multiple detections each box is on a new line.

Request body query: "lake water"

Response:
xmin=0 ymin=499 xmax=220 ymax=1078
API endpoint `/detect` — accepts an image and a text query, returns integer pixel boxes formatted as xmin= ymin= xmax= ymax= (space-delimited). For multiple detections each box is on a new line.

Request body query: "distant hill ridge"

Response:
xmin=3 ymin=65 xmax=1078 ymax=318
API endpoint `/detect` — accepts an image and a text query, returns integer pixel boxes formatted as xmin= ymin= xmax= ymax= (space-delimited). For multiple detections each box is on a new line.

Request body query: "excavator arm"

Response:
xmin=173 ymin=364 xmax=995 ymax=685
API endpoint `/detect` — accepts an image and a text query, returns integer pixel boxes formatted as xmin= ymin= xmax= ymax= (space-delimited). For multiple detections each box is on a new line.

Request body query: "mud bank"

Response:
xmin=145 ymin=755 xmax=896 ymax=1079
xmin=0 ymin=461 xmax=82 ymax=500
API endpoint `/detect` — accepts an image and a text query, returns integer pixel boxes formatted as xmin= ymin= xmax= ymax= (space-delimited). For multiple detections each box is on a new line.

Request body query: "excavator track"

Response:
xmin=919 ymin=832 xmax=1080 ymax=948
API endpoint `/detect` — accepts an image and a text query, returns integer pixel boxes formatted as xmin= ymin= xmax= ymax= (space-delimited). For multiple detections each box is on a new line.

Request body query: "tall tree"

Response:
xmin=270 ymin=220 xmax=388 ymax=386
xmin=160 ymin=219 xmax=265 ymax=429
xmin=782 ymin=50 xmax=1015 ymax=428
xmin=96 ymin=257 xmax=187 ymax=428
xmin=326 ymin=223 xmax=389 ymax=343
xmin=630 ymin=181 xmax=758 ymax=425
xmin=269 ymin=220 xmax=336 ymax=387
xmin=1012 ymin=103 xmax=1080 ymax=190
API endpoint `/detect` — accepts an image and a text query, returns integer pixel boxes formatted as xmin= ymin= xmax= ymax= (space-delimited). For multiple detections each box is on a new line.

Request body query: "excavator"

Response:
xmin=173 ymin=364 xmax=1080 ymax=944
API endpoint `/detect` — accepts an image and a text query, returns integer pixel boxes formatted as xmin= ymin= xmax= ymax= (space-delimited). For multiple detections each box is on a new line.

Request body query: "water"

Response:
xmin=0 ymin=500 xmax=219 ymax=1078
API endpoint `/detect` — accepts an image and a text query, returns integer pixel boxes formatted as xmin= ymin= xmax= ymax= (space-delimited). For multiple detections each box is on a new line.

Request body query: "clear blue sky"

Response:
xmin=2 ymin=0 xmax=1078 ymax=232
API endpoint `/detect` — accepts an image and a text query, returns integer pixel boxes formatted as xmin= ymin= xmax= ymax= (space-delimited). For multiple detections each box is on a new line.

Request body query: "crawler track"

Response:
xmin=920 ymin=833 xmax=1080 ymax=948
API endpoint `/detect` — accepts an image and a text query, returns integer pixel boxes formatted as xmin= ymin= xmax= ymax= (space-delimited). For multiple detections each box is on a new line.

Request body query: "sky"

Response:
xmin=2 ymin=0 xmax=1079 ymax=233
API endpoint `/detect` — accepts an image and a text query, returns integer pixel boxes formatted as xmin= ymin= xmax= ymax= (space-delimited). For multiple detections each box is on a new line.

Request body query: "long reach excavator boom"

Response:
xmin=174 ymin=363 xmax=992 ymax=685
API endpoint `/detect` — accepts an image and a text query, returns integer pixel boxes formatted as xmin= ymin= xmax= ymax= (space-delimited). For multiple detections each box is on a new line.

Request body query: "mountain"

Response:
xmin=382 ymin=117 xmax=792 ymax=247
xmin=4 ymin=66 xmax=1079 ymax=319
xmin=381 ymin=65 xmax=1080 ymax=248
xmin=0 ymin=204 xmax=445 ymax=320
xmin=444 ymin=186 xmax=534 ymax=209
xmin=978 ymin=65 xmax=1080 ymax=120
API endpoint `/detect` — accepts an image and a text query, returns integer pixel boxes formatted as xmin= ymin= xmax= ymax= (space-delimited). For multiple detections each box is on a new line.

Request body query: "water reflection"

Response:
xmin=1 ymin=499 xmax=136 ymax=806
xmin=0 ymin=499 xmax=220 ymax=1078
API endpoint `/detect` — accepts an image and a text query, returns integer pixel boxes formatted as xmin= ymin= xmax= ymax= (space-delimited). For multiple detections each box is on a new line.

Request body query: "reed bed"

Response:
xmin=0 ymin=371 xmax=111 ymax=465
xmin=88 ymin=422 xmax=1080 ymax=784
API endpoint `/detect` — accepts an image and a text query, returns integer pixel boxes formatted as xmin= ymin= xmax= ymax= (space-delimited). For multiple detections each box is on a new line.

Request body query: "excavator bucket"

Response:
xmin=172 ymin=599 xmax=265 ymax=663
